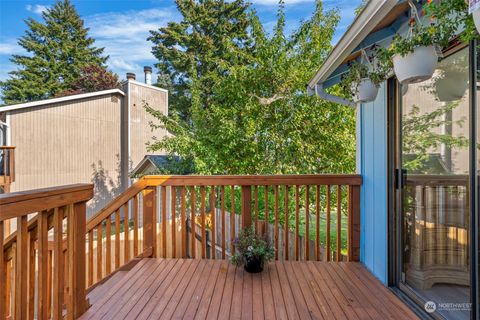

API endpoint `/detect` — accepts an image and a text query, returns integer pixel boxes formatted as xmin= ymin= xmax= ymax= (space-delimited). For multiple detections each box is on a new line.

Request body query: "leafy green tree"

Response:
xmin=146 ymin=1 xmax=356 ymax=175
xmin=1 ymin=0 xmax=107 ymax=105
xmin=148 ymin=0 xmax=252 ymax=122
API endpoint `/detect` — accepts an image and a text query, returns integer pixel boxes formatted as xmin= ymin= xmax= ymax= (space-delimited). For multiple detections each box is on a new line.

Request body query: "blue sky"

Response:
xmin=0 ymin=0 xmax=361 ymax=83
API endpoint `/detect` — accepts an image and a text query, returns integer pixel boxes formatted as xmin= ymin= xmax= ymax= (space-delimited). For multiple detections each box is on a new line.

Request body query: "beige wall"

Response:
xmin=6 ymin=82 xmax=168 ymax=216
xmin=9 ymin=93 xmax=124 ymax=215
xmin=127 ymin=81 xmax=168 ymax=168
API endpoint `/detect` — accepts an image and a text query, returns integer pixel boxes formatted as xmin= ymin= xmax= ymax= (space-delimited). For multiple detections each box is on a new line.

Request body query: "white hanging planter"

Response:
xmin=352 ymin=78 xmax=379 ymax=103
xmin=392 ymin=45 xmax=438 ymax=84
xmin=473 ymin=10 xmax=480 ymax=34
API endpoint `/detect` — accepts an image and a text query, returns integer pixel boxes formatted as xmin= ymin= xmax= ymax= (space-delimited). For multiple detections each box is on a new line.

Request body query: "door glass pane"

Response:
xmin=401 ymin=47 xmax=470 ymax=319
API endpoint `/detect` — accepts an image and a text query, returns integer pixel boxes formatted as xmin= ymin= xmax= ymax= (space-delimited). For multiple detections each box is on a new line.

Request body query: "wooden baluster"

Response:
xmin=106 ymin=216 xmax=111 ymax=275
xmin=295 ymin=186 xmax=299 ymax=261
xmin=28 ymin=228 xmax=36 ymax=320
xmin=348 ymin=185 xmax=360 ymax=262
xmin=242 ymin=186 xmax=252 ymax=230
xmin=15 ymin=215 xmax=28 ymax=319
xmin=47 ymin=249 xmax=52 ymax=317
xmin=316 ymin=185 xmax=320 ymax=261
xmin=0 ymin=221 xmax=5 ymax=320
xmin=336 ymin=185 xmax=342 ymax=262
xmin=181 ymin=187 xmax=187 ymax=258
xmin=274 ymin=185 xmax=279 ymax=260
xmin=124 ymin=202 xmax=130 ymax=262
xmin=284 ymin=185 xmax=289 ymax=260
xmin=211 ymin=186 xmax=216 ymax=259
xmin=133 ymin=194 xmax=139 ymax=257
xmin=144 ymin=187 xmax=157 ymax=258
xmin=200 ymin=186 xmax=206 ymax=258
xmin=88 ymin=230 xmax=93 ymax=286
xmin=171 ymin=187 xmax=176 ymax=258
xmin=36 ymin=211 xmax=48 ymax=319
xmin=305 ymin=185 xmax=310 ymax=261
xmin=67 ymin=202 xmax=87 ymax=318
xmin=190 ymin=186 xmax=196 ymax=258
xmin=326 ymin=185 xmax=331 ymax=262
xmin=230 ymin=186 xmax=235 ymax=255
xmin=264 ymin=185 xmax=269 ymax=225
xmin=115 ymin=210 xmax=120 ymax=268
xmin=159 ymin=186 xmax=166 ymax=258
xmin=96 ymin=223 xmax=103 ymax=281
xmin=9 ymin=246 xmax=15 ymax=319
xmin=254 ymin=186 xmax=259 ymax=232
xmin=53 ymin=207 xmax=64 ymax=320
xmin=221 ymin=186 xmax=226 ymax=259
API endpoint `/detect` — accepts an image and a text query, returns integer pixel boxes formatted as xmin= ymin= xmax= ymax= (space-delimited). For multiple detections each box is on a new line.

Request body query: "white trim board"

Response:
xmin=0 ymin=89 xmax=125 ymax=112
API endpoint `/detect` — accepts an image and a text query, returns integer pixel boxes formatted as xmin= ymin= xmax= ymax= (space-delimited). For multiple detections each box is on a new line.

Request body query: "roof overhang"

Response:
xmin=308 ymin=0 xmax=400 ymax=89
xmin=0 ymin=88 xmax=125 ymax=112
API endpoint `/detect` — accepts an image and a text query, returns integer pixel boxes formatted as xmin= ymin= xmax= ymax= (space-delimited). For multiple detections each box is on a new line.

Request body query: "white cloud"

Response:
xmin=0 ymin=38 xmax=25 ymax=56
xmin=26 ymin=4 xmax=49 ymax=15
xmin=84 ymin=7 xmax=180 ymax=80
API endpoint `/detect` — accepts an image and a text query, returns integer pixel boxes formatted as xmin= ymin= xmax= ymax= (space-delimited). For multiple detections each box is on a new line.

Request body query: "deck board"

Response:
xmin=82 ymin=258 xmax=419 ymax=320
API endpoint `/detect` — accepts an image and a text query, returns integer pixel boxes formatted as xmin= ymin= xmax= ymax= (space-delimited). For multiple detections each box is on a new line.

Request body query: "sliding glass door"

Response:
xmin=397 ymin=47 xmax=472 ymax=319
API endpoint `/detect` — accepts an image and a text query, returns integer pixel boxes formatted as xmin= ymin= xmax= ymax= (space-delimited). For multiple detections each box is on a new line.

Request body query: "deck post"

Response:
xmin=143 ymin=187 xmax=157 ymax=257
xmin=348 ymin=185 xmax=360 ymax=261
xmin=67 ymin=201 xmax=87 ymax=318
xmin=241 ymin=186 xmax=252 ymax=228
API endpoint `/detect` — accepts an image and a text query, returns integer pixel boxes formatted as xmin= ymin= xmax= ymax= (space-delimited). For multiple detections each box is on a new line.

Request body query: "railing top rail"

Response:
xmin=0 ymin=146 xmax=15 ymax=150
xmin=0 ymin=183 xmax=93 ymax=221
xmin=143 ymin=174 xmax=363 ymax=187
xmin=86 ymin=174 xmax=362 ymax=232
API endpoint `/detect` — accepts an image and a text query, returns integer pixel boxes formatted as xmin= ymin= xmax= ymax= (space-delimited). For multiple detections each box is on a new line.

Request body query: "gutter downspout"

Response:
xmin=308 ymin=83 xmax=356 ymax=108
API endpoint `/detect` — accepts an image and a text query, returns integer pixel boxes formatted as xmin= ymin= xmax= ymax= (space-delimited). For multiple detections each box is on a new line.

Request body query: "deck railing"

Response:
xmin=85 ymin=174 xmax=361 ymax=289
xmin=0 ymin=146 xmax=15 ymax=189
xmin=0 ymin=184 xmax=93 ymax=319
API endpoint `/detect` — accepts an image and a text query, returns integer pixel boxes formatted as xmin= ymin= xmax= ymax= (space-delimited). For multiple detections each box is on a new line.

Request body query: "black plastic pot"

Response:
xmin=244 ymin=256 xmax=263 ymax=273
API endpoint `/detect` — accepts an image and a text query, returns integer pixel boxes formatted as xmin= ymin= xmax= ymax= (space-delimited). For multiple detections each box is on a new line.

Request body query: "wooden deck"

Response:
xmin=81 ymin=258 xmax=418 ymax=320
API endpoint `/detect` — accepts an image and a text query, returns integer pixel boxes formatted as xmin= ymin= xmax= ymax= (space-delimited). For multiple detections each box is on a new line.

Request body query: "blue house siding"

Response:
xmin=359 ymin=82 xmax=388 ymax=284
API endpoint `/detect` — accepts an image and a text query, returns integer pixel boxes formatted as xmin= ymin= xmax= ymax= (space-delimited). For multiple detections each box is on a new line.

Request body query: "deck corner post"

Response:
xmin=241 ymin=186 xmax=252 ymax=229
xmin=348 ymin=185 xmax=361 ymax=262
xmin=68 ymin=201 xmax=88 ymax=318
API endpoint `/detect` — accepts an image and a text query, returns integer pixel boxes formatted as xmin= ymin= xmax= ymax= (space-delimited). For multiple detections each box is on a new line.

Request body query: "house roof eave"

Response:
xmin=308 ymin=0 xmax=399 ymax=89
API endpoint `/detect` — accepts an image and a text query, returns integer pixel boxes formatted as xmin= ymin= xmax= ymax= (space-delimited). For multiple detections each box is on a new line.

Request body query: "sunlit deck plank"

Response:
xmin=83 ymin=259 xmax=419 ymax=320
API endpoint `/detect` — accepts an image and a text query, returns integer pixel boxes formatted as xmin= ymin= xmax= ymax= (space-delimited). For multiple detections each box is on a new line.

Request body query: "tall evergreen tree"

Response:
xmin=0 ymin=0 xmax=107 ymax=105
xmin=148 ymin=0 xmax=252 ymax=122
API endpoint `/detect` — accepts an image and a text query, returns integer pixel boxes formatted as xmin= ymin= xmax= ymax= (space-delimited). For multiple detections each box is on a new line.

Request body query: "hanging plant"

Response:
xmin=341 ymin=47 xmax=391 ymax=103
xmin=389 ymin=18 xmax=439 ymax=84
xmin=422 ymin=0 xmax=477 ymax=43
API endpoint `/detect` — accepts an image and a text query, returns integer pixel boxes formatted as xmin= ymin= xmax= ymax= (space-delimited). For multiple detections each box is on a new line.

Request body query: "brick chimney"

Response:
xmin=144 ymin=66 xmax=152 ymax=85
xmin=126 ymin=72 xmax=136 ymax=81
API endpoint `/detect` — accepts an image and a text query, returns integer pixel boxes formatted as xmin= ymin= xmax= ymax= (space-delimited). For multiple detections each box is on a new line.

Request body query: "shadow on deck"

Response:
xmin=82 ymin=259 xmax=418 ymax=320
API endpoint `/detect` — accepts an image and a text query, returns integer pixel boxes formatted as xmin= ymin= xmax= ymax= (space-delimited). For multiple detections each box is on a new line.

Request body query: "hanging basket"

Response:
xmin=392 ymin=46 xmax=438 ymax=84
xmin=353 ymin=78 xmax=379 ymax=103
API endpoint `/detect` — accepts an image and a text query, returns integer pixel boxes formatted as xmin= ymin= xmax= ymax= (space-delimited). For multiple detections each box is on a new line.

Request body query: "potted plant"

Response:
xmin=390 ymin=21 xmax=438 ymax=84
xmin=231 ymin=226 xmax=274 ymax=273
xmin=342 ymin=61 xmax=384 ymax=103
